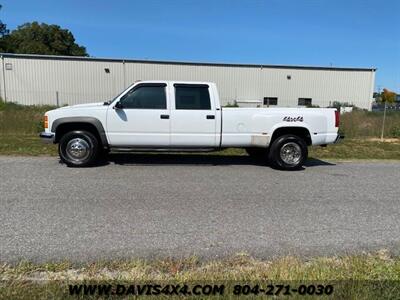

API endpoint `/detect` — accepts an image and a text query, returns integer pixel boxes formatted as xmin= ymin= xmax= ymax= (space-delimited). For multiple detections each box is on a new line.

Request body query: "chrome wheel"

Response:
xmin=65 ymin=138 xmax=90 ymax=161
xmin=280 ymin=142 xmax=301 ymax=165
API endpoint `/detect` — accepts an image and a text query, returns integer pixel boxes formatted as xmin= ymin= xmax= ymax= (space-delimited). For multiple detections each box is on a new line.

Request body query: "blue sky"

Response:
xmin=2 ymin=0 xmax=399 ymax=92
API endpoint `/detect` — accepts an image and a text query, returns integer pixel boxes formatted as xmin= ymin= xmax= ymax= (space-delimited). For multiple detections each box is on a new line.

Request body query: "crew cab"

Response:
xmin=40 ymin=81 xmax=341 ymax=170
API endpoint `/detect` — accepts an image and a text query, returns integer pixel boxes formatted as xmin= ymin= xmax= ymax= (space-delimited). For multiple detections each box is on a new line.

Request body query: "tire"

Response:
xmin=268 ymin=134 xmax=308 ymax=170
xmin=58 ymin=130 xmax=99 ymax=167
xmin=245 ymin=147 xmax=267 ymax=160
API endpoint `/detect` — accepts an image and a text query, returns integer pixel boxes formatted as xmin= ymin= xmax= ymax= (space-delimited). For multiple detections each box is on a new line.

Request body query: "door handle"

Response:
xmin=160 ymin=114 xmax=169 ymax=119
xmin=206 ymin=115 xmax=215 ymax=119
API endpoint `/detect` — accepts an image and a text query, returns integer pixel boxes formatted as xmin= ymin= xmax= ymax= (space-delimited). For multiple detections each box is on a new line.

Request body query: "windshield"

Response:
xmin=104 ymin=88 xmax=130 ymax=105
xmin=106 ymin=90 xmax=125 ymax=105
xmin=104 ymin=82 xmax=146 ymax=105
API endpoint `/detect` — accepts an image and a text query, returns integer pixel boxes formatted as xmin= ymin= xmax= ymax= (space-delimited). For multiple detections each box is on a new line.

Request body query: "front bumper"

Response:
xmin=334 ymin=134 xmax=345 ymax=143
xmin=39 ymin=132 xmax=55 ymax=144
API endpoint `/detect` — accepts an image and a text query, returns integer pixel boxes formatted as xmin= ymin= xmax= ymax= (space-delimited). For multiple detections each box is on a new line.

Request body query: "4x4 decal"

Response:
xmin=283 ymin=116 xmax=304 ymax=122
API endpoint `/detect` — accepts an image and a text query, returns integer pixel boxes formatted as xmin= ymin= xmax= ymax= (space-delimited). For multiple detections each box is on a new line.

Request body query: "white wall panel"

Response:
xmin=0 ymin=54 xmax=375 ymax=109
xmin=2 ymin=57 xmax=124 ymax=105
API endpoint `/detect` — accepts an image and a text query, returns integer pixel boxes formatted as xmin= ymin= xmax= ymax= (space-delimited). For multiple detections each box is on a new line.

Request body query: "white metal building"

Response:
xmin=0 ymin=53 xmax=376 ymax=109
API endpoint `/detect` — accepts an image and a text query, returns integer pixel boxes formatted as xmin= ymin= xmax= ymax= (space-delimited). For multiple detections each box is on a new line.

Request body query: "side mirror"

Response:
xmin=114 ymin=101 xmax=123 ymax=110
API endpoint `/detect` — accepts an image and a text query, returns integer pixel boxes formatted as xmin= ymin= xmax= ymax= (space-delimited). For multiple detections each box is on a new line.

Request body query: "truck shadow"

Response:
xmin=97 ymin=153 xmax=335 ymax=169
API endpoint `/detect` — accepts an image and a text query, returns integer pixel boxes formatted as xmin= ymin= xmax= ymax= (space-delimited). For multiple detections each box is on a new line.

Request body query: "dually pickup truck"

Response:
xmin=40 ymin=81 xmax=341 ymax=170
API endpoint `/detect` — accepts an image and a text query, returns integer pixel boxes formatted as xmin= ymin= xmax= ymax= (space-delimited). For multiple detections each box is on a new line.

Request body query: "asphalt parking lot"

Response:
xmin=1 ymin=155 xmax=400 ymax=263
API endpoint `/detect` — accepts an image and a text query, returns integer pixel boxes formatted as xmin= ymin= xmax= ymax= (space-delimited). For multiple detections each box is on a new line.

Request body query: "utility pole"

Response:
xmin=381 ymin=101 xmax=386 ymax=142
xmin=381 ymin=101 xmax=387 ymax=142
xmin=378 ymin=86 xmax=385 ymax=142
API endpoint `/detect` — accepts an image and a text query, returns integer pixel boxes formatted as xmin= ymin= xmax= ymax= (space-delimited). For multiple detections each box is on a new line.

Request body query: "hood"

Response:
xmin=58 ymin=102 xmax=105 ymax=109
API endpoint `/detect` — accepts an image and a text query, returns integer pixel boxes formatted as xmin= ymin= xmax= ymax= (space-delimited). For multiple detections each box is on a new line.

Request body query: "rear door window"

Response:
xmin=174 ymin=85 xmax=211 ymax=110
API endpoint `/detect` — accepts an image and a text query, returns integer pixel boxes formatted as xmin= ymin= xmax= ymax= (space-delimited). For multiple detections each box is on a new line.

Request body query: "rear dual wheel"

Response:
xmin=268 ymin=134 xmax=308 ymax=170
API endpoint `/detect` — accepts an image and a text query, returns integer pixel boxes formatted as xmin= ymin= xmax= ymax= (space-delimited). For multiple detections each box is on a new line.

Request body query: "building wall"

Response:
xmin=0 ymin=54 xmax=375 ymax=109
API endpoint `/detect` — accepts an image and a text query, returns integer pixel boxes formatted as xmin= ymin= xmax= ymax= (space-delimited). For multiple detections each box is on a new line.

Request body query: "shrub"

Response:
xmin=390 ymin=126 xmax=400 ymax=138
xmin=330 ymin=101 xmax=356 ymax=110
xmin=0 ymin=100 xmax=25 ymax=111
xmin=339 ymin=110 xmax=400 ymax=138
xmin=224 ymin=100 xmax=239 ymax=107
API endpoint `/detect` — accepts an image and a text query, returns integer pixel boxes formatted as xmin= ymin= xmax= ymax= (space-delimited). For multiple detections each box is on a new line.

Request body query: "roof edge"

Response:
xmin=0 ymin=53 xmax=377 ymax=72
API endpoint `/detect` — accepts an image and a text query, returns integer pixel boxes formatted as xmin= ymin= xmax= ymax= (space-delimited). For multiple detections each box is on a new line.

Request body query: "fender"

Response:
xmin=51 ymin=117 xmax=108 ymax=147
xmin=268 ymin=123 xmax=312 ymax=146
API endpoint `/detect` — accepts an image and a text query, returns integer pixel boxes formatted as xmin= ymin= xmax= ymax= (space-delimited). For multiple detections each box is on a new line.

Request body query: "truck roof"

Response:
xmin=135 ymin=80 xmax=214 ymax=85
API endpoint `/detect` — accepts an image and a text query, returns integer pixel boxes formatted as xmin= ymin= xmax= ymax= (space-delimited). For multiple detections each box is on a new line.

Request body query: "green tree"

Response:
xmin=380 ymin=88 xmax=396 ymax=104
xmin=0 ymin=5 xmax=10 ymax=52
xmin=0 ymin=22 xmax=88 ymax=56
xmin=0 ymin=5 xmax=9 ymax=37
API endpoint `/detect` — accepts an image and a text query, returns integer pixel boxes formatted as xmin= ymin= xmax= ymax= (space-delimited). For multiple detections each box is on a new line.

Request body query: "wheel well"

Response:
xmin=270 ymin=127 xmax=312 ymax=146
xmin=55 ymin=123 xmax=102 ymax=144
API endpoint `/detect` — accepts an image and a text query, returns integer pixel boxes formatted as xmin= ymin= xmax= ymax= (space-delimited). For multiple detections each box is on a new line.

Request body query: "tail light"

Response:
xmin=44 ymin=115 xmax=48 ymax=129
xmin=334 ymin=110 xmax=340 ymax=127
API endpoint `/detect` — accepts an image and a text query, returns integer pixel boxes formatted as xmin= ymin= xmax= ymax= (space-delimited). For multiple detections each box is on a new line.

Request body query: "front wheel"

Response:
xmin=59 ymin=130 xmax=99 ymax=167
xmin=268 ymin=134 xmax=308 ymax=170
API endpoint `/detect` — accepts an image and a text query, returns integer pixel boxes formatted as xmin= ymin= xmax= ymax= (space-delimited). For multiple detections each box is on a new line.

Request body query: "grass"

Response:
xmin=309 ymin=138 xmax=400 ymax=160
xmin=0 ymin=100 xmax=55 ymax=134
xmin=1 ymin=251 xmax=400 ymax=299
xmin=0 ymin=135 xmax=58 ymax=156
xmin=0 ymin=100 xmax=400 ymax=160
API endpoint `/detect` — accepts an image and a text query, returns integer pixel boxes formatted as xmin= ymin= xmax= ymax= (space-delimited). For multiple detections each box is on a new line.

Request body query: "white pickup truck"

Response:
xmin=40 ymin=81 xmax=341 ymax=170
